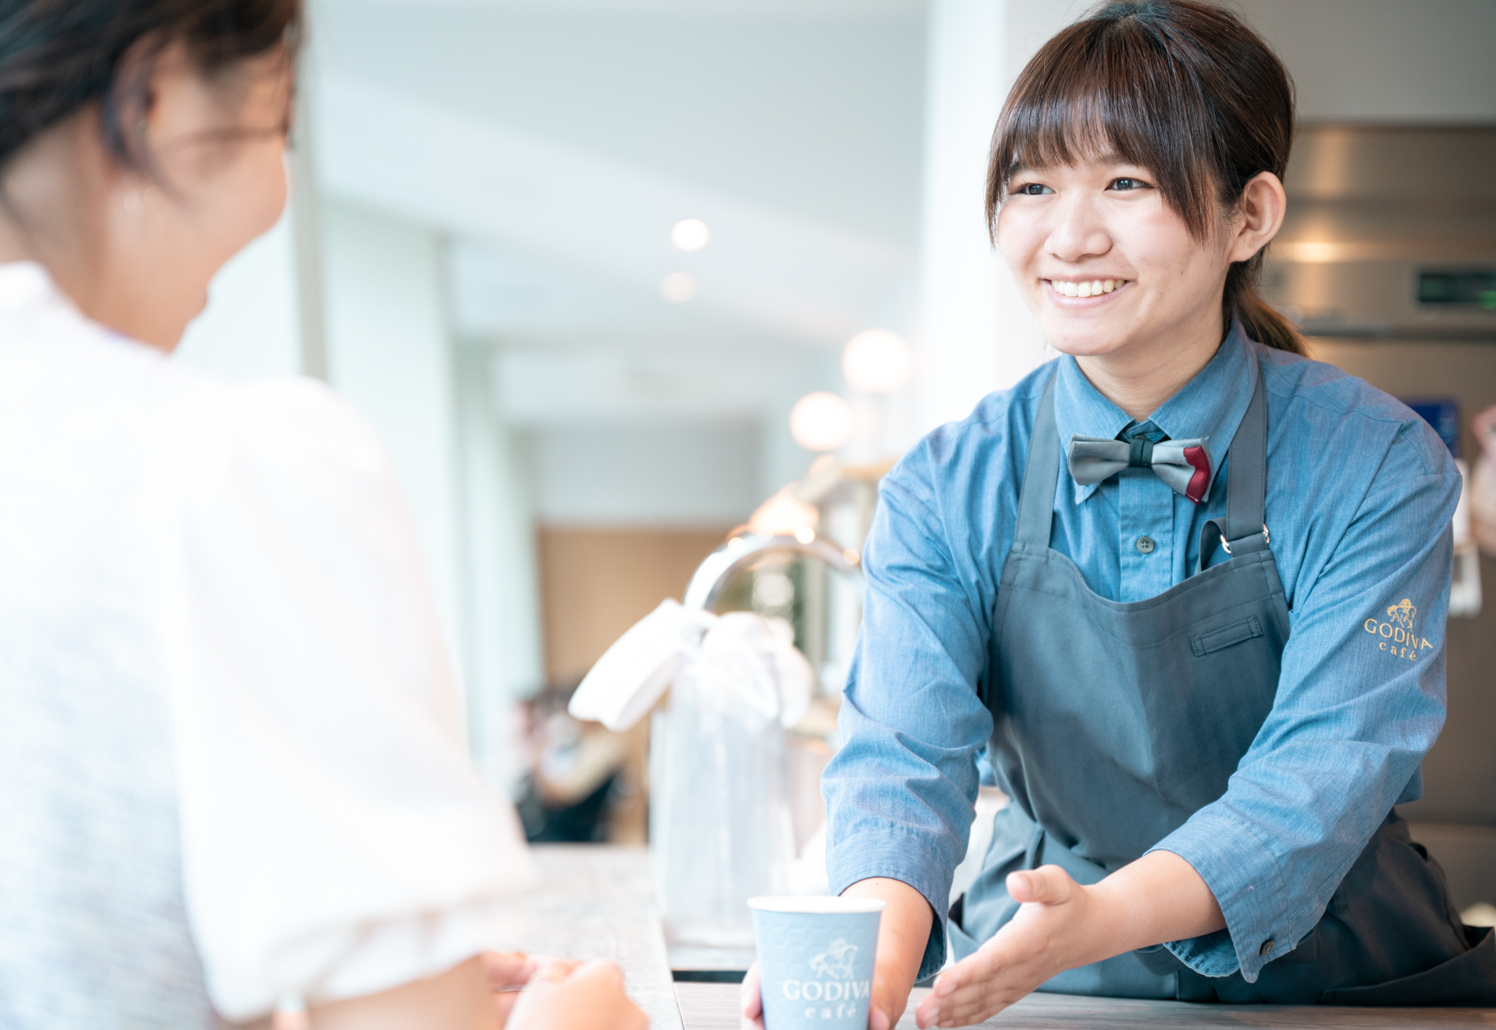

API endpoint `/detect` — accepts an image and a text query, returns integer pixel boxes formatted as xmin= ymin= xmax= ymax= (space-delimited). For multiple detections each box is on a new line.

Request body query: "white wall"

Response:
xmin=173 ymin=214 xmax=304 ymax=380
xmin=527 ymin=420 xmax=760 ymax=528
xmin=455 ymin=344 xmax=544 ymax=778
xmin=914 ymin=0 xmax=1078 ymax=435
xmin=321 ymin=199 xmax=463 ymax=641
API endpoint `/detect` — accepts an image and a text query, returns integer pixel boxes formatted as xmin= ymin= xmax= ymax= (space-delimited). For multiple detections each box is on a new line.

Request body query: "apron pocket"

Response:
xmin=1319 ymin=925 xmax=1496 ymax=1006
xmin=947 ymin=895 xmax=981 ymax=962
xmin=1190 ymin=616 xmax=1263 ymax=657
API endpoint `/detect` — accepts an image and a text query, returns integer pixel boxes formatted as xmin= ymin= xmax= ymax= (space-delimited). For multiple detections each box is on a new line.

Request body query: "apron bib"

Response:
xmin=949 ymin=367 xmax=1496 ymax=1004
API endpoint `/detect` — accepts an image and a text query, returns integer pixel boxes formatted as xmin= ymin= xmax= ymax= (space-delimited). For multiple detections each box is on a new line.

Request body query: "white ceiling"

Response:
xmin=307 ymin=0 xmax=928 ymax=468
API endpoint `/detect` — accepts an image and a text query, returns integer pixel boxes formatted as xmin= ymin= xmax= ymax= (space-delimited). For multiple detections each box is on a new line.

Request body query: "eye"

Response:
xmin=1108 ymin=177 xmax=1153 ymax=192
xmin=1013 ymin=182 xmax=1054 ymax=196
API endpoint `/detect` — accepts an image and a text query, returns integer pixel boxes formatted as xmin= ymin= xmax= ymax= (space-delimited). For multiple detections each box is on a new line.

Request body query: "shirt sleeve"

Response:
xmin=161 ymin=378 xmax=537 ymax=1021
xmin=822 ymin=444 xmax=996 ymax=980
xmin=1150 ymin=419 xmax=1461 ymax=982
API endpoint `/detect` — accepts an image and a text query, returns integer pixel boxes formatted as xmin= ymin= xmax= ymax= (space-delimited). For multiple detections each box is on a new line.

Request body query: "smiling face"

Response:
xmin=996 ymin=155 xmax=1240 ymax=366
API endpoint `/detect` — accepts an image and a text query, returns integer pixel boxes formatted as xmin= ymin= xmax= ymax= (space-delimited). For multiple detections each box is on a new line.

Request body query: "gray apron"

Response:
xmin=948 ymin=367 xmax=1496 ymax=1004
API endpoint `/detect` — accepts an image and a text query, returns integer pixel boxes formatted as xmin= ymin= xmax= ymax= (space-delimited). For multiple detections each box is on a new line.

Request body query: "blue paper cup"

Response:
xmin=749 ymin=896 xmax=885 ymax=1030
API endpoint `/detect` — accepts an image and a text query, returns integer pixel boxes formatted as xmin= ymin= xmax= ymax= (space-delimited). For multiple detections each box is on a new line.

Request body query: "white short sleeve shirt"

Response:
xmin=0 ymin=263 xmax=536 ymax=1027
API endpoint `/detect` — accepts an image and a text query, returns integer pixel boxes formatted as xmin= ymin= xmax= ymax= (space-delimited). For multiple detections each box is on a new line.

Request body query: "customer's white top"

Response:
xmin=0 ymin=263 xmax=535 ymax=1026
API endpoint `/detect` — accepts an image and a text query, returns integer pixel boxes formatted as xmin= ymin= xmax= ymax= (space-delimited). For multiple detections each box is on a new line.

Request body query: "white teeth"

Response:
xmin=1051 ymin=278 xmax=1122 ymax=297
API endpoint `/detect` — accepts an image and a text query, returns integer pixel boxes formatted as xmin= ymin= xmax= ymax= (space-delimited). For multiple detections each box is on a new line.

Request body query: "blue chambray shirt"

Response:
xmin=823 ymin=328 xmax=1461 ymax=984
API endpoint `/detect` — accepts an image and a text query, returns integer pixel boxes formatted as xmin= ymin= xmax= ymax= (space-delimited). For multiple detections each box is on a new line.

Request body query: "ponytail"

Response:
xmin=1225 ymin=250 xmax=1307 ymax=356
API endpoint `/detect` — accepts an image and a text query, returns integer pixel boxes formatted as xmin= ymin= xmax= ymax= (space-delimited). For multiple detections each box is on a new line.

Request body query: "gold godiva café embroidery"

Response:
xmin=1364 ymin=599 xmax=1432 ymax=662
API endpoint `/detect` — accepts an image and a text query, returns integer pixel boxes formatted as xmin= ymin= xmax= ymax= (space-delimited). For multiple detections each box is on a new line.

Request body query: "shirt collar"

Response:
xmin=1054 ymin=320 xmax=1258 ymax=505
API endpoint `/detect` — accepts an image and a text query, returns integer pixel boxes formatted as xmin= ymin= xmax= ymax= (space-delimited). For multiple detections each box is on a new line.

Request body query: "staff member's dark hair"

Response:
xmin=0 ymin=0 xmax=300 ymax=172
xmin=987 ymin=0 xmax=1306 ymax=355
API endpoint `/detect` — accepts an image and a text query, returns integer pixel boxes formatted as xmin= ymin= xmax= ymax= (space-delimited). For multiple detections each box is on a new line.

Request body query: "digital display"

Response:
xmin=1418 ymin=270 xmax=1496 ymax=308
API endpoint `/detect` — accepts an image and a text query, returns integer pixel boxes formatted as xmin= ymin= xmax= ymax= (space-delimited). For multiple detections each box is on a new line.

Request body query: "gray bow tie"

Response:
xmin=1068 ymin=434 xmax=1213 ymax=503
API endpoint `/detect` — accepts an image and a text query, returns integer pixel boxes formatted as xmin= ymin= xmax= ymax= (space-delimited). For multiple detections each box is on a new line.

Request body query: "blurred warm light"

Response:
xmin=752 ymin=570 xmax=795 ymax=610
xmin=660 ymin=272 xmax=697 ymax=303
xmin=748 ymin=487 xmax=820 ymax=537
xmin=671 ymin=218 xmax=710 ymax=252
xmin=789 ymin=391 xmax=853 ymax=452
xmin=842 ymin=328 xmax=913 ymax=394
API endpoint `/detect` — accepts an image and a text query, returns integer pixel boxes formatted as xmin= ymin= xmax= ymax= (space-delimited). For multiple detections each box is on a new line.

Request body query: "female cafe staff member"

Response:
xmin=746 ymin=1 xmax=1496 ymax=1027
xmin=0 ymin=2 xmax=643 ymax=1029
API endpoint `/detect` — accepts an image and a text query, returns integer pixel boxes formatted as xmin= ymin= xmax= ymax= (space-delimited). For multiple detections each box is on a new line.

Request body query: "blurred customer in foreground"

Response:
xmin=0 ymin=2 xmax=643 ymax=1028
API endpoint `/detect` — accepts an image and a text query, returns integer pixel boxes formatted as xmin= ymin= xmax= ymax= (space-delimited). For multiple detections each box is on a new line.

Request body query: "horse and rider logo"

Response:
xmin=809 ymin=938 xmax=858 ymax=981
xmin=1364 ymin=598 xmax=1430 ymax=661
xmin=1387 ymin=599 xmax=1417 ymax=628
xmin=778 ymin=936 xmax=871 ymax=1014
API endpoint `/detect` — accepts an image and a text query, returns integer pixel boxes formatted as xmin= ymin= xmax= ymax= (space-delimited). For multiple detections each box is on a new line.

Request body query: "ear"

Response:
xmin=1226 ymin=171 xmax=1287 ymax=264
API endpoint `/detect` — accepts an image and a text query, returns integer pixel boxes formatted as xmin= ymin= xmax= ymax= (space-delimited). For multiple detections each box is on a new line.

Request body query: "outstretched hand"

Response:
xmin=915 ymin=866 xmax=1096 ymax=1028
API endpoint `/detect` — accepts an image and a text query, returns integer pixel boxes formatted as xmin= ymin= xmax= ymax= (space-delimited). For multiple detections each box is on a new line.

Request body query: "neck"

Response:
xmin=0 ymin=114 xmax=104 ymax=295
xmin=0 ymin=112 xmax=178 ymax=352
xmin=1074 ymin=306 xmax=1228 ymax=421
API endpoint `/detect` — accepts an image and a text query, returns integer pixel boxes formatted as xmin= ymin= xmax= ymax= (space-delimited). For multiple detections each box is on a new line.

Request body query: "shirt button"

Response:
xmin=1259 ymin=939 xmax=1275 ymax=957
xmin=1135 ymin=535 xmax=1157 ymax=555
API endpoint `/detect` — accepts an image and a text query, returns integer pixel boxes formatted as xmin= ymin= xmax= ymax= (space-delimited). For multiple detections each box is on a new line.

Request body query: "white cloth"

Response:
xmin=0 ymin=263 xmax=536 ymax=1026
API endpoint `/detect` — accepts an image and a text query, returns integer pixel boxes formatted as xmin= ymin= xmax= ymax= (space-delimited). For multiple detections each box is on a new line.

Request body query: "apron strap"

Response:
xmin=1199 ymin=368 xmax=1270 ymax=572
xmin=1013 ymin=370 xmax=1062 ymax=548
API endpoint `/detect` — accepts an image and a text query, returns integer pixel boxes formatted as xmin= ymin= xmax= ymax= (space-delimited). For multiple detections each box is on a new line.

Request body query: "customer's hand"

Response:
xmin=741 ymin=962 xmax=892 ymax=1030
xmin=483 ymin=952 xmax=578 ymax=1025
xmin=505 ymin=959 xmax=647 ymax=1030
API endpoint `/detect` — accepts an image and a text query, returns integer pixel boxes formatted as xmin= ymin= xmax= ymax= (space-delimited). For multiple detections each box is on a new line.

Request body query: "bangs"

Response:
xmin=987 ymin=7 xmax=1239 ymax=241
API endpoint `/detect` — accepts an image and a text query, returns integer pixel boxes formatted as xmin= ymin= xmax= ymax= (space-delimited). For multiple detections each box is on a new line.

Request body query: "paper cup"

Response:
xmin=749 ymin=896 xmax=884 ymax=1030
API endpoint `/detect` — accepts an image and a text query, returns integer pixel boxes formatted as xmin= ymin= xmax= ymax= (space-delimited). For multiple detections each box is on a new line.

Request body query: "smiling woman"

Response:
xmin=757 ymin=2 xmax=1496 ymax=1029
xmin=986 ymin=0 xmax=1304 ymax=361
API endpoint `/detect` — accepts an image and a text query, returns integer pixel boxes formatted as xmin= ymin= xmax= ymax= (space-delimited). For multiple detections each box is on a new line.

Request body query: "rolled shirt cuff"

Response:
xmin=826 ymin=826 xmax=951 ymax=982
xmin=1148 ymin=808 xmax=1329 ymax=982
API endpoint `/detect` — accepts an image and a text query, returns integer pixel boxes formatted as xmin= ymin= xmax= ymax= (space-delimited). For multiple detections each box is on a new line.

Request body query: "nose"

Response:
xmin=1046 ymin=193 xmax=1112 ymax=264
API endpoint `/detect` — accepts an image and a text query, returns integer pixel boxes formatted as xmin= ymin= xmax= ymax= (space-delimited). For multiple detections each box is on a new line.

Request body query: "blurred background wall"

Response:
xmin=171 ymin=0 xmax=1496 ymax=806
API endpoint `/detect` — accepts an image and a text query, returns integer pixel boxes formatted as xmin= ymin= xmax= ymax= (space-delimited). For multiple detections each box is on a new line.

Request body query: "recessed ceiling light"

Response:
xmin=843 ymin=329 xmax=914 ymax=394
xmin=671 ymin=218 xmax=710 ymax=252
xmin=789 ymin=391 xmax=853 ymax=452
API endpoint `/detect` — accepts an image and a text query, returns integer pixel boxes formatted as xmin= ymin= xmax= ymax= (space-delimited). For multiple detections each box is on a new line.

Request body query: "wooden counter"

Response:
xmin=523 ymin=846 xmax=1495 ymax=1030
xmin=517 ymin=844 xmax=682 ymax=1029
xmin=675 ymin=982 xmax=1496 ymax=1029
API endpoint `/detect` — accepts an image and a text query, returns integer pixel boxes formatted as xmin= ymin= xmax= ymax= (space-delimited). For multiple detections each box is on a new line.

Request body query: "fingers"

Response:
xmin=482 ymin=950 xmax=533 ymax=989
xmin=918 ymin=950 xmax=1014 ymax=1028
xmin=1006 ymin=864 xmax=1075 ymax=905
xmin=740 ymin=962 xmax=765 ymax=1028
xmin=868 ymin=1003 xmax=891 ymax=1030
xmin=740 ymin=962 xmax=763 ymax=1018
xmin=563 ymin=958 xmax=624 ymax=989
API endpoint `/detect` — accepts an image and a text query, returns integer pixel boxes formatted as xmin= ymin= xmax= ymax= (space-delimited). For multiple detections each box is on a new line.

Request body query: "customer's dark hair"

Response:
xmin=0 ymin=0 xmax=300 ymax=172
xmin=987 ymin=0 xmax=1304 ymax=354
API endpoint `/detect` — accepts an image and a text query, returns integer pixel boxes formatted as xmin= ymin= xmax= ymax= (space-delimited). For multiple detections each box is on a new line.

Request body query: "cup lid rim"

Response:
xmin=747 ymin=896 xmax=887 ymax=914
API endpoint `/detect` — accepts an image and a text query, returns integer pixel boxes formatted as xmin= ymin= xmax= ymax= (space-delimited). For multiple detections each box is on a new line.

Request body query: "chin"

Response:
xmin=1038 ymin=322 xmax=1132 ymax=359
